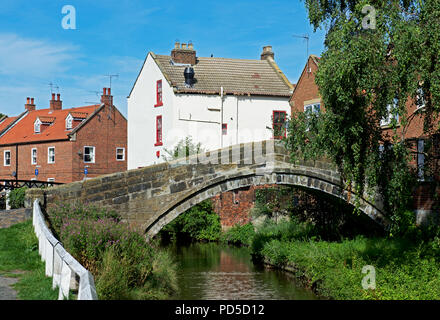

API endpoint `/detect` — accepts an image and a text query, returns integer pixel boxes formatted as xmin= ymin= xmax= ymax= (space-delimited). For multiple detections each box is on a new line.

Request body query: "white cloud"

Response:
xmin=0 ymin=33 xmax=78 ymax=78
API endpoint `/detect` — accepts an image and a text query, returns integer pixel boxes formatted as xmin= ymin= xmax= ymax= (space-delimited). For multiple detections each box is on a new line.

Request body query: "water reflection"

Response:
xmin=167 ymin=242 xmax=317 ymax=300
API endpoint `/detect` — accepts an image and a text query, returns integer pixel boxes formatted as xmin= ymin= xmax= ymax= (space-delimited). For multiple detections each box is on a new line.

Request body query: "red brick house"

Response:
xmin=0 ymin=88 xmax=127 ymax=183
xmin=290 ymin=55 xmax=439 ymax=218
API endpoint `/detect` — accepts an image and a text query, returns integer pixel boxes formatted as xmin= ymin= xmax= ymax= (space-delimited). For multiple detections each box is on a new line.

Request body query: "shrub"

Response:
xmin=48 ymin=203 xmax=178 ymax=300
xmin=8 ymin=187 xmax=27 ymax=209
xmin=222 ymin=223 xmax=255 ymax=246
xmin=160 ymin=200 xmax=221 ymax=242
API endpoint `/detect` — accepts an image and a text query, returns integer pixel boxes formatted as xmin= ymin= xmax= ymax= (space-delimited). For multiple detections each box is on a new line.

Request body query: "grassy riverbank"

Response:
xmin=250 ymin=220 xmax=440 ymax=300
xmin=0 ymin=220 xmax=58 ymax=300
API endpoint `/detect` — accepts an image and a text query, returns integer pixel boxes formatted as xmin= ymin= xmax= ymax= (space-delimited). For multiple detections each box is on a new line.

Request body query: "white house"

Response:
xmin=127 ymin=42 xmax=293 ymax=169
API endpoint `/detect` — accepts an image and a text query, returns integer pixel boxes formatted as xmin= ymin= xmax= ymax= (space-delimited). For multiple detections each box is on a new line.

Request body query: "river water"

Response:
xmin=167 ymin=242 xmax=318 ymax=300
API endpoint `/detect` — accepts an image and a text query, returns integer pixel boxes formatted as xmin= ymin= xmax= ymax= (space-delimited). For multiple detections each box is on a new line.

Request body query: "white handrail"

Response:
xmin=32 ymin=199 xmax=98 ymax=300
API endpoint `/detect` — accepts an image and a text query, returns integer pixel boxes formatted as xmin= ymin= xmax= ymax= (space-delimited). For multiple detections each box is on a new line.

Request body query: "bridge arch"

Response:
xmin=144 ymin=167 xmax=389 ymax=240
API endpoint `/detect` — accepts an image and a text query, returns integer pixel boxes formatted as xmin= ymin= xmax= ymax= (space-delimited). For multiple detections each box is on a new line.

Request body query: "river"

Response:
xmin=166 ymin=242 xmax=318 ymax=300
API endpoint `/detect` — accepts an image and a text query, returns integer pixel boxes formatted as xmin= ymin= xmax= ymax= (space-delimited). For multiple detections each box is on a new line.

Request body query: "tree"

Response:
xmin=162 ymin=137 xmax=204 ymax=161
xmin=288 ymin=0 xmax=440 ymax=234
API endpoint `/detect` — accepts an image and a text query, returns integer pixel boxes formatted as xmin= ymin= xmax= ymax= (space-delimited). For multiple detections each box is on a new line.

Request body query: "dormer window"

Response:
xmin=34 ymin=118 xmax=42 ymax=134
xmin=66 ymin=114 xmax=73 ymax=130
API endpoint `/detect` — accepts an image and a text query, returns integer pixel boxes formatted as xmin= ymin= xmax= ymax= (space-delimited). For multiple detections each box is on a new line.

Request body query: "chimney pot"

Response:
xmin=52 ymin=93 xmax=55 ymax=100
xmin=31 ymin=98 xmax=34 ymax=104
xmin=261 ymin=45 xmax=275 ymax=61
xmin=108 ymin=88 xmax=111 ymax=95
xmin=104 ymin=88 xmax=107 ymax=95
xmin=171 ymin=41 xmax=197 ymax=65
xmin=57 ymin=93 xmax=60 ymax=101
xmin=27 ymin=97 xmax=30 ymax=104
xmin=175 ymin=41 xmax=180 ymax=49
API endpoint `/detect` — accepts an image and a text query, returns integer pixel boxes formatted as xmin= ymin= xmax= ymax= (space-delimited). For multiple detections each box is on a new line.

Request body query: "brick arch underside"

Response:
xmin=144 ymin=171 xmax=388 ymax=240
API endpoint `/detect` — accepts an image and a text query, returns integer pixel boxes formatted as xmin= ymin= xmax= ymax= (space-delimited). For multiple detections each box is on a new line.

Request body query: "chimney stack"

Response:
xmin=50 ymin=93 xmax=62 ymax=110
xmin=25 ymin=97 xmax=36 ymax=111
xmin=101 ymin=87 xmax=113 ymax=106
xmin=261 ymin=45 xmax=274 ymax=61
xmin=171 ymin=41 xmax=197 ymax=65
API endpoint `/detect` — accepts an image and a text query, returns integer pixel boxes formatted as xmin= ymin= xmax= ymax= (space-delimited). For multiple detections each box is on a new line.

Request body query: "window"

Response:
xmin=381 ymin=98 xmax=399 ymax=127
xmin=31 ymin=148 xmax=37 ymax=165
xmin=34 ymin=118 xmax=41 ymax=134
xmin=48 ymin=147 xmax=55 ymax=164
xmin=304 ymin=103 xmax=321 ymax=131
xmin=4 ymin=150 xmax=10 ymax=166
xmin=155 ymin=80 xmax=163 ymax=107
xmin=84 ymin=146 xmax=95 ymax=163
xmin=416 ymin=87 xmax=426 ymax=110
xmin=222 ymin=123 xmax=227 ymax=135
xmin=304 ymin=103 xmax=321 ymax=114
xmin=155 ymin=116 xmax=163 ymax=146
xmin=273 ymin=111 xmax=287 ymax=139
xmin=417 ymin=139 xmax=425 ymax=181
xmin=116 ymin=147 xmax=125 ymax=161
xmin=66 ymin=114 xmax=73 ymax=130
xmin=47 ymin=178 xmax=55 ymax=182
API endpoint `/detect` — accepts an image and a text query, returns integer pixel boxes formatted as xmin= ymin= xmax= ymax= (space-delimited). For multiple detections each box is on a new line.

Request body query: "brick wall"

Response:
xmin=211 ymin=185 xmax=277 ymax=229
xmin=0 ymin=104 xmax=127 ymax=183
xmin=290 ymin=56 xmax=322 ymax=114
xmin=71 ymin=105 xmax=127 ymax=181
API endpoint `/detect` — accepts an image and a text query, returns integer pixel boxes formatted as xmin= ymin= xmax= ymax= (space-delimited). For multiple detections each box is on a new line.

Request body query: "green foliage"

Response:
xmin=47 ymin=202 xmax=120 ymax=238
xmin=160 ymin=200 xmax=222 ymax=242
xmin=0 ymin=221 xmax=58 ymax=300
xmin=256 ymin=233 xmax=440 ymax=299
xmin=286 ymin=0 xmax=440 ymax=235
xmin=48 ymin=203 xmax=178 ymax=300
xmin=221 ymin=223 xmax=255 ymax=246
xmin=162 ymin=136 xmax=204 ymax=161
xmin=8 ymin=187 xmax=27 ymax=209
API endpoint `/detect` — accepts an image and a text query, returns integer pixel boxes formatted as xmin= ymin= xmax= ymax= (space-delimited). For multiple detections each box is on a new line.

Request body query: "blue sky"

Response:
xmin=0 ymin=0 xmax=325 ymax=117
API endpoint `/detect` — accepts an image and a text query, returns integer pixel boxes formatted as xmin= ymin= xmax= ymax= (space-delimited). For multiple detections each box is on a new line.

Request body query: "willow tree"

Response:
xmin=287 ymin=0 xmax=440 ymax=234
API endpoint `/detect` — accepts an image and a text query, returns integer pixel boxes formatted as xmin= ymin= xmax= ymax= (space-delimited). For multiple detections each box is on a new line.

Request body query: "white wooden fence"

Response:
xmin=32 ymin=199 xmax=98 ymax=300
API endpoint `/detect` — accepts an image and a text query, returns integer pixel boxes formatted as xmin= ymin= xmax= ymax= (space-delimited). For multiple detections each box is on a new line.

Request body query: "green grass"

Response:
xmin=258 ymin=236 xmax=440 ymax=300
xmin=0 ymin=220 xmax=58 ymax=300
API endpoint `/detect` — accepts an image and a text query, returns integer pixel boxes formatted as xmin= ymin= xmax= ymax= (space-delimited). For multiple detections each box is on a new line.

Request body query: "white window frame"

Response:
xmin=116 ymin=147 xmax=125 ymax=161
xmin=47 ymin=178 xmax=55 ymax=182
xmin=31 ymin=148 xmax=37 ymax=165
xmin=66 ymin=114 xmax=73 ymax=130
xmin=48 ymin=147 xmax=55 ymax=164
xmin=381 ymin=98 xmax=399 ymax=127
xmin=4 ymin=150 xmax=10 ymax=166
xmin=304 ymin=103 xmax=321 ymax=114
xmin=34 ymin=118 xmax=41 ymax=134
xmin=84 ymin=146 xmax=95 ymax=163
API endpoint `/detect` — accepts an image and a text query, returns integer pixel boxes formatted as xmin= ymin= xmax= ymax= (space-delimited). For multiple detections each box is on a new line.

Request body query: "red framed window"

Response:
xmin=155 ymin=80 xmax=163 ymax=107
xmin=155 ymin=115 xmax=163 ymax=146
xmin=222 ymin=123 xmax=227 ymax=135
xmin=273 ymin=110 xmax=287 ymax=139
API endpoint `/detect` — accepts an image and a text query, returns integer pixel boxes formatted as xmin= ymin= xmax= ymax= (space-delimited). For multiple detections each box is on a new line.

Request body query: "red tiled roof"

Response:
xmin=0 ymin=105 xmax=100 ymax=145
xmin=0 ymin=116 xmax=18 ymax=133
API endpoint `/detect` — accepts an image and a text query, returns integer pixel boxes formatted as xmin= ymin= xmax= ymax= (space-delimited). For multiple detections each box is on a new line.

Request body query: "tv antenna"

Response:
xmin=292 ymin=34 xmax=310 ymax=73
xmin=48 ymin=82 xmax=59 ymax=94
xmin=104 ymin=74 xmax=119 ymax=90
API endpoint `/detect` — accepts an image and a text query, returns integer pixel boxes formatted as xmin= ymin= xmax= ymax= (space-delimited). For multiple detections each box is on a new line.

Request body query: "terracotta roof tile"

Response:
xmin=154 ymin=54 xmax=293 ymax=97
xmin=0 ymin=105 xmax=100 ymax=145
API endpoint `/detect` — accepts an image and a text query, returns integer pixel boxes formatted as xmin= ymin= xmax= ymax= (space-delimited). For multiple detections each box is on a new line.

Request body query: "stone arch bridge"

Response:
xmin=25 ymin=140 xmax=388 ymax=240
